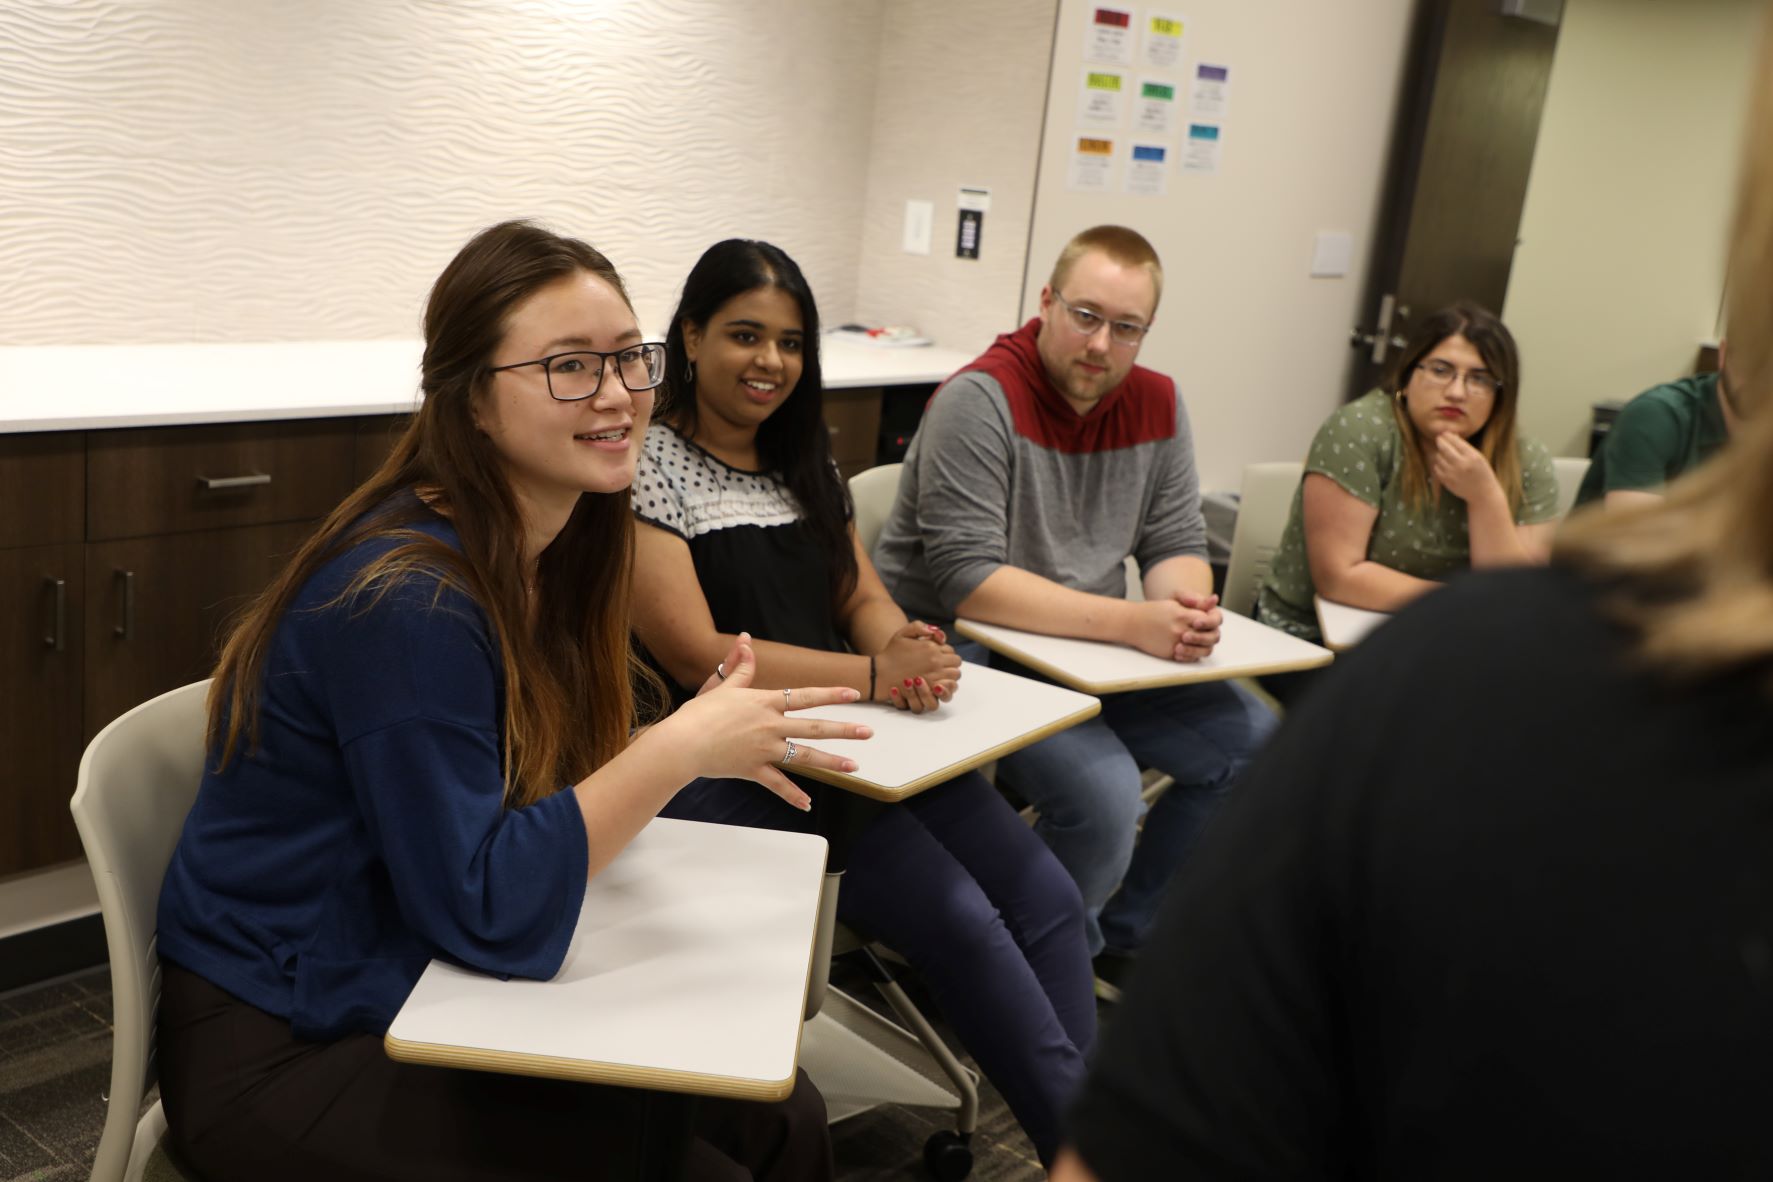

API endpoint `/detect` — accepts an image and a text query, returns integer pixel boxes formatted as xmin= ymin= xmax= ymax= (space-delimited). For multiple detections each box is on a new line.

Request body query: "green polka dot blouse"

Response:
xmin=1255 ymin=389 xmax=1559 ymax=643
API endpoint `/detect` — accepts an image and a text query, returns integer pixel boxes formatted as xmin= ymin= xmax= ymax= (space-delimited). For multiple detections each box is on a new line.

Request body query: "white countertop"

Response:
xmin=0 ymin=333 xmax=980 ymax=434
xmin=821 ymin=333 xmax=977 ymax=389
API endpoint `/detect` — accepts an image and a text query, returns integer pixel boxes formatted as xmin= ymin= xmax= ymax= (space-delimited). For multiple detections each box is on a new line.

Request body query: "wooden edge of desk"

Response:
xmin=383 ymin=1033 xmax=799 ymax=1102
xmin=955 ymin=622 xmax=1335 ymax=693
xmin=783 ymin=697 xmax=1104 ymax=801
xmin=1074 ymin=652 xmax=1336 ymax=693
xmin=1313 ymin=599 xmax=1376 ymax=654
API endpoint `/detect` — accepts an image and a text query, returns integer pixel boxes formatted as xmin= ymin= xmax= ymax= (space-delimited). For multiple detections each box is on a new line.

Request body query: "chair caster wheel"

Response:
xmin=923 ymin=1129 xmax=974 ymax=1180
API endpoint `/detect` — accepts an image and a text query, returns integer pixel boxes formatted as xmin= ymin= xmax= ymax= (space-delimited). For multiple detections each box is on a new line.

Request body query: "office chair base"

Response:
xmin=923 ymin=1129 xmax=974 ymax=1181
xmin=801 ymin=987 xmax=973 ymax=1122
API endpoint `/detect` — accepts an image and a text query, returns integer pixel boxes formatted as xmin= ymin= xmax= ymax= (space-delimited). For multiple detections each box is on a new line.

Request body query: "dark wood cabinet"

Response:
xmin=353 ymin=414 xmax=409 ymax=482
xmin=826 ymin=388 xmax=884 ymax=483
xmin=82 ymin=521 xmax=315 ymax=739
xmin=0 ymin=434 xmax=84 ymax=550
xmin=87 ymin=420 xmax=358 ymax=541
xmin=0 ymin=545 xmax=86 ymax=876
xmin=1 ymin=416 xmax=372 ymax=877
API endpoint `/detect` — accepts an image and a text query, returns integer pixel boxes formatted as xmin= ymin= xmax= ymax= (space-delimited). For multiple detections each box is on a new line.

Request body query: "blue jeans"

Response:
xmin=660 ymin=770 xmax=1094 ymax=1165
xmin=965 ymin=642 xmax=1278 ymax=956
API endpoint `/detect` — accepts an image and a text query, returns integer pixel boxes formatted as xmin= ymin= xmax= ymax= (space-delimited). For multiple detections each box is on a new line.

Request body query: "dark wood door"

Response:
xmin=0 ymin=545 xmax=85 ymax=875
xmin=1347 ymin=0 xmax=1562 ymax=397
xmin=82 ymin=521 xmax=314 ymax=739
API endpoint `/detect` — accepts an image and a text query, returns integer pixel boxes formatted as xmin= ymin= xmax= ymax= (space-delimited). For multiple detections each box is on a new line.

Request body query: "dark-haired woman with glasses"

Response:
xmin=1255 ymin=302 xmax=1560 ymax=668
xmin=153 ymin=220 xmax=853 ymax=1181
xmin=629 ymin=238 xmax=1096 ymax=1166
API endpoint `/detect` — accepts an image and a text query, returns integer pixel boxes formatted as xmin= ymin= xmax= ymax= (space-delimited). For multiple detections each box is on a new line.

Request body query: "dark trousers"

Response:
xmin=157 ymin=963 xmax=833 ymax=1182
xmin=661 ymin=771 xmax=1096 ymax=1165
xmin=1257 ymin=664 xmax=1328 ymax=710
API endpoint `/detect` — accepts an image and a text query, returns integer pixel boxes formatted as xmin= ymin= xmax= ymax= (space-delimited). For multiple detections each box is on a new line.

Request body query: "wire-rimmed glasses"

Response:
xmin=488 ymin=343 xmax=667 ymax=401
xmin=1414 ymin=358 xmax=1502 ymax=399
xmin=1051 ymin=292 xmax=1152 ymax=347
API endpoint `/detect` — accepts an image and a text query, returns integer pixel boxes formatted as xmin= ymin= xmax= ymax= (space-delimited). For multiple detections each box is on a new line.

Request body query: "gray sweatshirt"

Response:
xmin=872 ymin=367 xmax=1208 ymax=623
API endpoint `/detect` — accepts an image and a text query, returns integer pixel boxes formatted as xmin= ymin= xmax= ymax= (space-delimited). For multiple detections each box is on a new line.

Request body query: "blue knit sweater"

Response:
xmin=156 ymin=510 xmax=589 ymax=1040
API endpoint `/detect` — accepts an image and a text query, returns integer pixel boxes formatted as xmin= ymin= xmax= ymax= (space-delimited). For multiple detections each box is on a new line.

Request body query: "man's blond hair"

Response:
xmin=1048 ymin=226 xmax=1164 ymax=309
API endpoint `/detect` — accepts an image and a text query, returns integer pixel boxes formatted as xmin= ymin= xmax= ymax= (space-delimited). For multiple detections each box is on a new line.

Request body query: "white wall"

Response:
xmin=852 ymin=0 xmax=1058 ymax=357
xmin=1023 ymin=0 xmax=1416 ymax=492
xmin=0 ymin=0 xmax=887 ymax=344
xmin=1502 ymin=0 xmax=1763 ymax=456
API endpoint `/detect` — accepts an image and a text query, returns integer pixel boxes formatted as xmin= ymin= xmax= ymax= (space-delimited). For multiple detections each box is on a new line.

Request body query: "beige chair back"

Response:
xmin=69 ymin=681 xmax=211 ymax=1182
xmin=1551 ymin=455 xmax=1591 ymax=518
xmin=849 ymin=462 xmax=905 ymax=553
xmin=1223 ymin=461 xmax=1305 ymax=617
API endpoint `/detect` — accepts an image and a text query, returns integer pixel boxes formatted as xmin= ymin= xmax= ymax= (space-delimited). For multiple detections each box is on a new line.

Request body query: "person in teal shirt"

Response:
xmin=1575 ymin=351 xmax=1739 ymax=508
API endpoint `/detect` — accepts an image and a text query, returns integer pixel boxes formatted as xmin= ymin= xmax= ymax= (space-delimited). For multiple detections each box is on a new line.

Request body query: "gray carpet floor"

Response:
xmin=0 ymin=959 xmax=1052 ymax=1181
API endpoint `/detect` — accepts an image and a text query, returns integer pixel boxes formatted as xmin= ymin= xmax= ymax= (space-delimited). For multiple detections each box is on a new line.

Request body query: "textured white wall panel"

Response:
xmin=0 ymin=0 xmax=884 ymax=344
xmin=853 ymin=0 xmax=1056 ymax=357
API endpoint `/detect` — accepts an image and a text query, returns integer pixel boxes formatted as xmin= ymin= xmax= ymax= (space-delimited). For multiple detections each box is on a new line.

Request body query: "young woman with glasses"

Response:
xmin=1254 ymin=302 xmax=1560 ymax=670
xmin=152 ymin=220 xmax=861 ymax=1181
xmin=628 ymin=238 xmax=1097 ymax=1166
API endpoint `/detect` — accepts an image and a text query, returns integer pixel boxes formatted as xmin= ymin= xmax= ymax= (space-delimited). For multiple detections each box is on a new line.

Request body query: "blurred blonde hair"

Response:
xmin=1557 ymin=10 xmax=1773 ymax=683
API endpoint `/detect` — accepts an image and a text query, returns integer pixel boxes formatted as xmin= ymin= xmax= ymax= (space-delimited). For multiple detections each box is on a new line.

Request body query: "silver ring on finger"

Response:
xmin=782 ymin=687 xmax=793 ymax=711
xmin=782 ymin=739 xmax=799 ymax=765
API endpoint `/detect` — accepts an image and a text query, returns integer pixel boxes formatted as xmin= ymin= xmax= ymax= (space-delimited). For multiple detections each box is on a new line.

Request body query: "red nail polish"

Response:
xmin=914 ymin=677 xmax=924 ymax=686
xmin=903 ymin=679 xmax=912 ymax=687
xmin=890 ymin=686 xmax=899 ymax=696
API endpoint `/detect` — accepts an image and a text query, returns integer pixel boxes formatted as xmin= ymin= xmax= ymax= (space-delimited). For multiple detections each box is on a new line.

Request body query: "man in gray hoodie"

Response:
xmin=873 ymin=225 xmax=1275 ymax=994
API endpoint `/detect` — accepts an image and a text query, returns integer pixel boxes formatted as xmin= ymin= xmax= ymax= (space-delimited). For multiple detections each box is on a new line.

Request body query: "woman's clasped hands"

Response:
xmin=872 ymin=620 xmax=964 ymax=713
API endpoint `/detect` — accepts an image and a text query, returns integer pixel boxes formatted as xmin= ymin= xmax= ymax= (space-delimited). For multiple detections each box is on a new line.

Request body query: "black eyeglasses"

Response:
xmin=488 ymin=343 xmax=667 ymax=401
xmin=1052 ymin=292 xmax=1152 ymax=347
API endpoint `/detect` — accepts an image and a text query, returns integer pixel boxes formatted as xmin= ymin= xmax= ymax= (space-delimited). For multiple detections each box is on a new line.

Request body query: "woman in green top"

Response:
xmin=1256 ymin=302 xmax=1560 ymax=666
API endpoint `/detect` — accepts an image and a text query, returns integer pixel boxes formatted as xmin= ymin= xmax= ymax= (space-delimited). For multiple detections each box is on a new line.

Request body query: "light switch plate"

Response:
xmin=903 ymin=200 xmax=933 ymax=256
xmin=1311 ymin=231 xmax=1353 ymax=278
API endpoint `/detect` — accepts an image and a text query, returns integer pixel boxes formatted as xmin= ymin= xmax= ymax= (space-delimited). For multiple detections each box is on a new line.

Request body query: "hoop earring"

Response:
xmin=683 ymin=360 xmax=697 ymax=386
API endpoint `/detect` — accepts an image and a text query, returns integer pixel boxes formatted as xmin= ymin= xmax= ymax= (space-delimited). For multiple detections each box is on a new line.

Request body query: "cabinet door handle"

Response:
xmin=197 ymin=472 xmax=272 ymax=490
xmin=114 ymin=569 xmax=135 ymax=639
xmin=42 ymin=577 xmax=66 ymax=652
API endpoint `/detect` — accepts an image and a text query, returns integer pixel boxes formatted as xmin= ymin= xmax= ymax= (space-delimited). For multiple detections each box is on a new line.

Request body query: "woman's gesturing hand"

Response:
xmin=874 ymin=621 xmax=964 ymax=713
xmin=674 ymin=633 xmax=873 ymax=809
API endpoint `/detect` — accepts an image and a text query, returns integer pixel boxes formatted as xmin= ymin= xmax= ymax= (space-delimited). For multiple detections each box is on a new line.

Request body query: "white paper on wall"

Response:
xmin=1142 ymin=12 xmax=1186 ymax=70
xmin=1190 ymin=62 xmax=1231 ymax=119
xmin=1133 ymin=76 xmax=1178 ymax=135
xmin=1083 ymin=5 xmax=1136 ymax=65
xmin=1181 ymin=121 xmax=1223 ymax=174
xmin=1078 ymin=67 xmax=1128 ymax=126
xmin=1069 ymin=135 xmax=1116 ymax=191
xmin=1125 ymin=142 xmax=1169 ymax=195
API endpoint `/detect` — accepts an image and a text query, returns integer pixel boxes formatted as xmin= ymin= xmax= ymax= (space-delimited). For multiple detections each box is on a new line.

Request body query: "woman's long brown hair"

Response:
xmin=208 ymin=220 xmax=659 ymax=807
xmin=1383 ymin=301 xmax=1526 ymax=514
